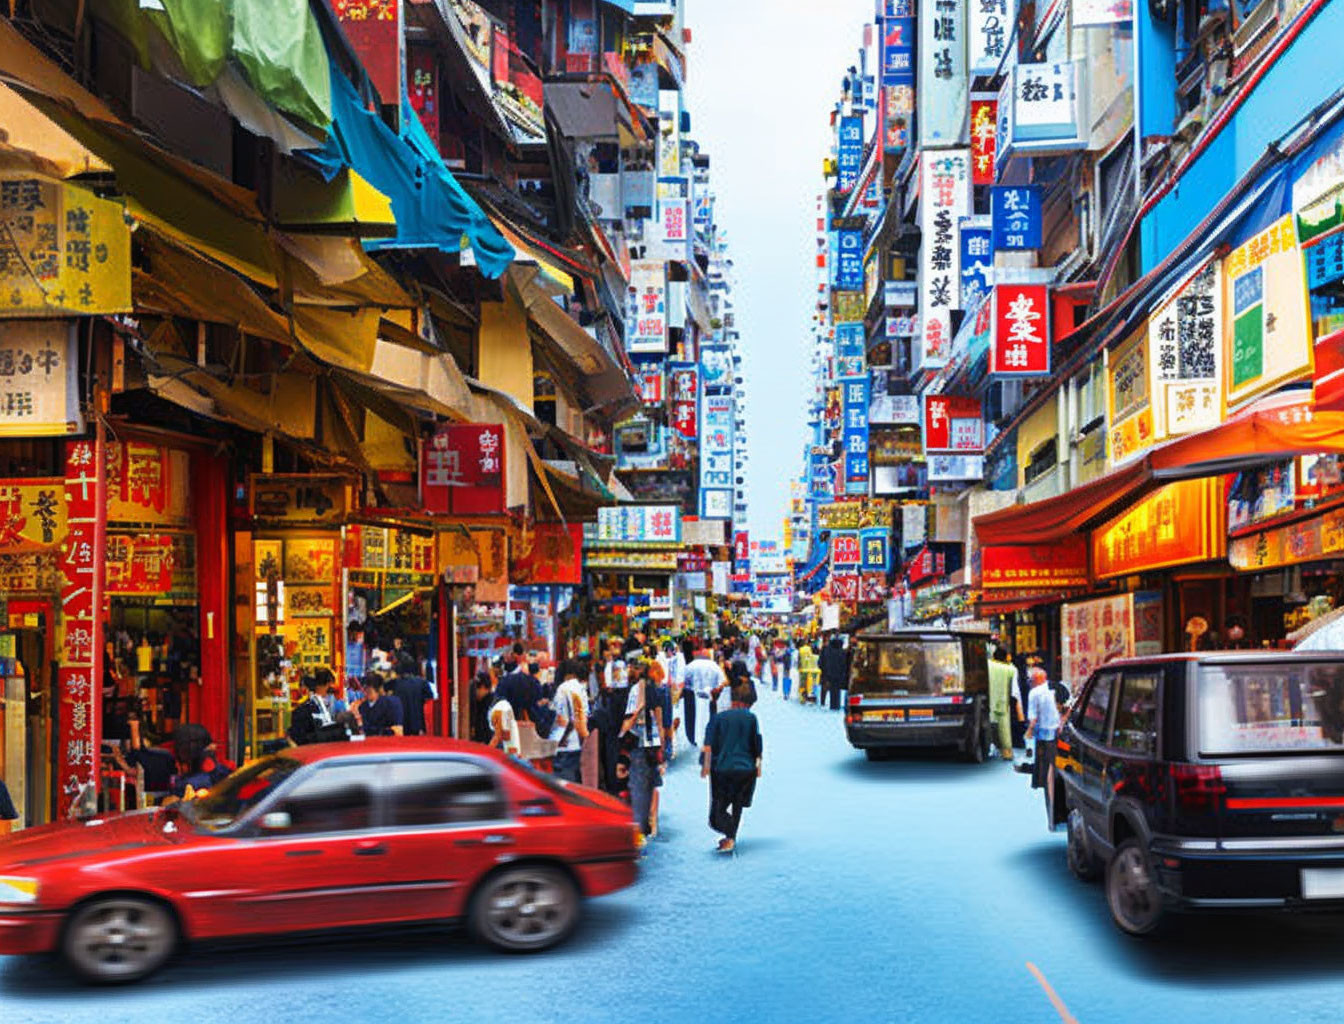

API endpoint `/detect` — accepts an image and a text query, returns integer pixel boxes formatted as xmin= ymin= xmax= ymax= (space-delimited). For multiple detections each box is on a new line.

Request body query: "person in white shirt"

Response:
xmin=489 ymin=694 xmax=521 ymax=758
xmin=684 ymin=647 xmax=728 ymax=747
xmin=549 ymin=661 xmax=590 ymax=782
xmin=1026 ymin=667 xmax=1062 ymax=792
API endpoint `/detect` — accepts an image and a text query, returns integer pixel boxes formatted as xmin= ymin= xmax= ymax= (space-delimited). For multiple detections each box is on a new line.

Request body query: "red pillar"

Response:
xmin=192 ymin=453 xmax=231 ymax=758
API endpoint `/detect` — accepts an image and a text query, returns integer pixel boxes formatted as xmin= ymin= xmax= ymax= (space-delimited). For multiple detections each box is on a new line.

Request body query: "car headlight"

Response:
xmin=0 ymin=877 xmax=40 ymax=905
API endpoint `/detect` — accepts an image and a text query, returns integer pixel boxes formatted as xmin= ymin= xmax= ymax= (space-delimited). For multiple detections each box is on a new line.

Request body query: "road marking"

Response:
xmin=1026 ymin=961 xmax=1079 ymax=1024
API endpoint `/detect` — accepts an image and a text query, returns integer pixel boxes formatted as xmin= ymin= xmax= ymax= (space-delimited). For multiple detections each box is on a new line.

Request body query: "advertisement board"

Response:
xmin=918 ymin=0 xmax=968 ymax=148
xmin=924 ymin=394 xmax=984 ymax=453
xmin=989 ymin=283 xmax=1051 ymax=377
xmin=1147 ymin=260 xmax=1222 ymax=440
xmin=917 ymin=150 xmax=971 ymax=370
xmin=981 ymin=535 xmax=1090 ymax=590
xmin=627 ymin=261 xmax=668 ymax=353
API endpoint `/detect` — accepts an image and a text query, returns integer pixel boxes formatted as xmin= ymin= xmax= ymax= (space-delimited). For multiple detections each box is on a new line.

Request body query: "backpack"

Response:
xmin=530 ymin=699 xmax=557 ymax=738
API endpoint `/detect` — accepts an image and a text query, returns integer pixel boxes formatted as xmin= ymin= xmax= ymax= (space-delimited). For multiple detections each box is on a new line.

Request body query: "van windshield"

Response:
xmin=1199 ymin=664 xmax=1344 ymax=755
xmin=850 ymin=639 xmax=964 ymax=696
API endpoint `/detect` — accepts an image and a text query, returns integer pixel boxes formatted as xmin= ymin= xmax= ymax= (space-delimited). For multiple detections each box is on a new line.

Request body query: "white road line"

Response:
xmin=1027 ymin=961 xmax=1080 ymax=1024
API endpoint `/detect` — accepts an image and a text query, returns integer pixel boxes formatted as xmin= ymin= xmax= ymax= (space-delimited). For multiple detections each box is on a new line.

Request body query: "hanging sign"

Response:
xmin=842 ymin=376 xmax=870 ymax=492
xmin=1147 ymin=260 xmax=1222 ymax=440
xmin=991 ymin=186 xmax=1043 ymax=251
xmin=924 ymin=394 xmax=984 ymax=453
xmin=968 ymin=0 xmax=1010 ymax=75
xmin=421 ymin=423 xmax=505 ymax=515
xmin=669 ymin=362 xmax=699 ymax=440
xmin=407 ymin=44 xmax=439 ymax=145
xmin=990 ymin=283 xmax=1051 ymax=376
xmin=917 ymin=0 xmax=968 ymax=148
xmin=333 ymin=1 xmax=405 ymax=110
xmin=960 ymin=220 xmax=993 ymax=311
xmin=510 ymin=523 xmax=582 ymax=585
xmin=0 ymin=478 xmax=64 ymax=551
xmin=970 ymin=97 xmax=999 ymax=186
xmin=860 ymin=526 xmax=891 ymax=572
xmin=835 ymin=224 xmax=865 ymax=292
xmin=0 ymin=321 xmax=82 ymax=438
xmin=627 ymin=261 xmax=668 ymax=354
xmin=917 ymin=150 xmax=971 ymax=370
xmin=57 ymin=439 xmax=100 ymax=817
xmin=1107 ymin=326 xmax=1155 ymax=466
xmin=837 ymin=116 xmax=864 ymax=194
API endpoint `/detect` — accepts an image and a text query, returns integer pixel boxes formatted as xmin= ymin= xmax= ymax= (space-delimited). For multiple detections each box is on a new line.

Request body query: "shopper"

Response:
xmin=389 ymin=653 xmax=435 ymax=736
xmin=779 ymin=638 xmax=795 ymax=701
xmin=358 ymin=672 xmax=404 ymax=737
xmin=1025 ymin=667 xmax=1061 ymax=791
xmin=685 ymin=644 xmax=727 ymax=737
xmin=701 ymin=681 xmax=764 ymax=853
xmin=288 ymin=673 xmax=337 ymax=746
xmin=168 ymin=724 xmax=234 ymax=799
xmin=621 ymin=661 xmax=665 ymax=838
xmin=820 ymin=635 xmax=849 ymax=711
xmin=488 ymin=682 xmax=522 ymax=758
xmin=345 ymin=622 xmax=367 ymax=686
xmin=987 ymin=645 xmax=1017 ymax=761
xmin=798 ymin=637 xmax=819 ymax=704
xmin=550 ymin=660 xmax=590 ymax=782
xmin=469 ymin=672 xmax=494 ymax=744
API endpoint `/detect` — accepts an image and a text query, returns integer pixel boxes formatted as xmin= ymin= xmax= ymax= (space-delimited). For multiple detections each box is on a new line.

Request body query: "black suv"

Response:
xmin=1047 ymin=652 xmax=1344 ymax=936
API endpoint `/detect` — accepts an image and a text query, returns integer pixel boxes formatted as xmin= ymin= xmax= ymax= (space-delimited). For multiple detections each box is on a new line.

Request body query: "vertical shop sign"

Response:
xmin=658 ymin=109 xmax=682 ymax=178
xmin=1004 ymin=62 xmax=1085 ymax=153
xmin=1224 ymin=215 xmax=1311 ymax=408
xmin=566 ymin=0 xmax=598 ymax=73
xmin=1148 ymin=260 xmax=1221 ymax=439
xmin=58 ymin=439 xmax=102 ymax=816
xmin=700 ymin=393 xmax=733 ymax=518
xmin=1107 ymin=326 xmax=1155 ymax=466
xmin=835 ymin=322 xmax=866 ymax=378
xmin=835 ymin=221 xmax=865 ymax=291
xmin=842 ymin=376 xmax=870 ymax=493
xmin=917 ymin=150 xmax=971 ymax=370
xmin=734 ymin=530 xmax=751 ymax=567
xmin=837 ymin=116 xmax=864 ymax=194
xmin=924 ymin=394 xmax=984 ymax=453
xmin=968 ymin=0 xmax=1009 ymax=75
xmin=989 ymin=283 xmax=1051 ymax=376
xmin=917 ymin=0 xmax=968 ymax=147
xmin=959 ymin=219 xmax=992 ymax=310
xmin=407 ymin=45 xmax=439 ymax=146
xmin=860 ymin=526 xmax=891 ymax=572
xmin=991 ymin=185 xmax=1042 ymax=250
xmin=831 ymin=531 xmax=862 ymax=567
xmin=627 ymin=261 xmax=668 ymax=353
xmin=970 ymin=97 xmax=998 ymax=185
xmin=0 ymin=320 xmax=82 ymax=436
xmin=810 ymin=449 xmax=833 ymax=500
xmin=880 ymin=8 xmax=916 ymax=155
xmin=636 ymin=366 xmax=664 ymax=405
xmin=669 ymin=362 xmax=699 ymax=440
xmin=421 ymin=423 xmax=505 ymax=515
xmin=333 ymin=0 xmax=403 ymax=108
xmin=881 ymin=10 xmax=915 ymax=85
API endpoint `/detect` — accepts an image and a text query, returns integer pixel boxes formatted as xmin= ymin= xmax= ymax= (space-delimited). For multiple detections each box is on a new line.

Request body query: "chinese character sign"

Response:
xmin=918 ymin=0 xmax=968 ymax=148
xmin=968 ymin=0 xmax=1009 ymax=75
xmin=837 ymin=116 xmax=864 ymax=194
xmin=627 ymin=261 xmax=668 ymax=353
xmin=882 ymin=13 xmax=915 ymax=86
xmin=1148 ymin=260 xmax=1222 ymax=439
xmin=58 ymin=439 xmax=102 ymax=817
xmin=422 ymin=423 xmax=505 ymax=515
xmin=669 ymin=362 xmax=699 ymax=440
xmin=990 ymin=284 xmax=1051 ymax=377
xmin=970 ymin=97 xmax=998 ymax=185
xmin=835 ymin=322 xmax=866 ymax=378
xmin=917 ymin=150 xmax=970 ymax=370
xmin=842 ymin=376 xmax=870 ymax=492
xmin=991 ymin=185 xmax=1042 ymax=251
xmin=924 ymin=394 xmax=984 ymax=453
xmin=0 ymin=320 xmax=82 ymax=437
xmin=831 ymin=531 xmax=861 ymax=567
xmin=835 ymin=226 xmax=865 ymax=291
xmin=597 ymin=505 xmax=682 ymax=544
xmin=860 ymin=526 xmax=891 ymax=572
xmin=636 ymin=367 xmax=664 ymax=405
xmin=1008 ymin=62 xmax=1083 ymax=150
xmin=960 ymin=221 xmax=992 ymax=310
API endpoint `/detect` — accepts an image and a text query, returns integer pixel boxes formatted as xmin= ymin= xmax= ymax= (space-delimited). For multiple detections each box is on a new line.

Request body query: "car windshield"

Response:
xmin=850 ymin=639 xmax=964 ymax=696
xmin=1199 ymin=663 xmax=1344 ymax=755
xmin=185 ymin=755 xmax=303 ymax=831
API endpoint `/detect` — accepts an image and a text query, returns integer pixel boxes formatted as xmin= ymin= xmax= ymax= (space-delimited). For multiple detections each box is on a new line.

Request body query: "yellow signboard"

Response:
xmin=0 ymin=175 xmax=131 ymax=316
xmin=0 ymin=321 xmax=82 ymax=437
xmin=0 ymin=477 xmax=65 ymax=551
xmin=1107 ymin=326 xmax=1155 ymax=467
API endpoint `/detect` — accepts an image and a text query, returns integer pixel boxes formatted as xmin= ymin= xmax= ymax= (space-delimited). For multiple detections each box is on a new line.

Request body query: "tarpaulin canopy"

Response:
xmin=312 ymin=63 xmax=514 ymax=278
xmin=0 ymin=82 xmax=110 ymax=178
xmin=972 ymin=460 xmax=1154 ymax=548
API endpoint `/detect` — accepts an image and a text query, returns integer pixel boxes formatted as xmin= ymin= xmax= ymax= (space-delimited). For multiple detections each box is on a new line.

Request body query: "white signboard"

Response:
xmin=968 ymin=0 xmax=1010 ymax=75
xmin=1147 ymin=260 xmax=1222 ymax=440
xmin=917 ymin=150 xmax=971 ymax=371
xmin=626 ymin=261 xmax=668 ymax=353
xmin=0 ymin=320 xmax=82 ymax=437
xmin=927 ymin=454 xmax=986 ymax=482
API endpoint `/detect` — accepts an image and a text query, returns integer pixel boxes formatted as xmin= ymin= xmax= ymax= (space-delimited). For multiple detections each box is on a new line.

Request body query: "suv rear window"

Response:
xmin=850 ymin=639 xmax=965 ymax=696
xmin=1199 ymin=663 xmax=1344 ymax=755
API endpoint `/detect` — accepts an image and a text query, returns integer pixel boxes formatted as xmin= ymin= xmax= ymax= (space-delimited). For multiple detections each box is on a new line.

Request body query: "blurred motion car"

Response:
xmin=0 ymin=739 xmax=638 ymax=982
xmin=1048 ymin=653 xmax=1344 ymax=936
xmin=844 ymin=626 xmax=993 ymax=762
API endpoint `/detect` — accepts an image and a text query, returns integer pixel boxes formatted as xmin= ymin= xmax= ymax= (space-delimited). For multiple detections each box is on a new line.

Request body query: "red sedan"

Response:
xmin=0 ymin=739 xmax=638 ymax=982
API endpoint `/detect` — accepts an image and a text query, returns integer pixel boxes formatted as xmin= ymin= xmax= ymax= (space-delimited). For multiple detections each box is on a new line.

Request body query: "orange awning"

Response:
xmin=973 ymin=460 xmax=1155 ymax=547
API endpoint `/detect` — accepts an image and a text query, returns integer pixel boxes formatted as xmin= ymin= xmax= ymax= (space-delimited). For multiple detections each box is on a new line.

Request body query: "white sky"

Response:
xmin=683 ymin=0 xmax=874 ymax=543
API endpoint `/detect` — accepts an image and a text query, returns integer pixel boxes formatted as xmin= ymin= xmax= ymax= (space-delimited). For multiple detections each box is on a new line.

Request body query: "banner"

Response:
xmin=0 ymin=321 xmax=82 ymax=439
xmin=699 ymin=391 xmax=733 ymax=518
xmin=918 ymin=0 xmax=968 ymax=148
xmin=924 ymin=394 xmax=983 ymax=453
xmin=335 ymin=0 xmax=404 ymax=112
xmin=960 ymin=219 xmax=992 ymax=311
xmin=1092 ymin=478 xmax=1224 ymax=579
xmin=835 ymin=222 xmax=865 ymax=291
xmin=595 ymin=505 xmax=681 ymax=545
xmin=0 ymin=478 xmax=64 ymax=551
xmin=510 ymin=523 xmax=583 ymax=585
xmin=669 ymin=362 xmax=699 ymax=439
xmin=627 ymin=260 xmax=668 ymax=353
xmin=1148 ymin=260 xmax=1221 ymax=440
xmin=917 ymin=150 xmax=971 ymax=370
xmin=989 ymin=283 xmax=1051 ymax=377
xmin=422 ymin=423 xmax=505 ymax=515
xmin=58 ymin=439 xmax=101 ymax=817
xmin=981 ymin=536 xmax=1089 ymax=589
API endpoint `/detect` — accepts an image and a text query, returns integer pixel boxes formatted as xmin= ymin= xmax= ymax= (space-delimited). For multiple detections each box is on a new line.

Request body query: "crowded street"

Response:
xmin=6 ymin=690 xmax=1344 ymax=1024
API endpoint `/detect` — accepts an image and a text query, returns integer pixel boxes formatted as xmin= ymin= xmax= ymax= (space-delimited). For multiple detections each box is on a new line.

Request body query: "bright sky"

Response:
xmin=683 ymin=0 xmax=873 ymax=543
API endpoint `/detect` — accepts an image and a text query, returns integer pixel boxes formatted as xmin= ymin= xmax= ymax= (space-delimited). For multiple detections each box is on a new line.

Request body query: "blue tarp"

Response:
xmin=310 ymin=61 xmax=514 ymax=279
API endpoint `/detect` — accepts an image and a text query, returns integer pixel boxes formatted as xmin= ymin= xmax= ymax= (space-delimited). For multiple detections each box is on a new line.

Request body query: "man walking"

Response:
xmin=1026 ymin=667 xmax=1061 ymax=792
xmin=390 ymin=653 xmax=435 ymax=736
xmin=685 ymin=644 xmax=728 ymax=734
xmin=549 ymin=660 xmax=589 ymax=782
xmin=819 ymin=634 xmax=849 ymax=711
xmin=987 ymin=645 xmax=1017 ymax=761
xmin=701 ymin=681 xmax=763 ymax=853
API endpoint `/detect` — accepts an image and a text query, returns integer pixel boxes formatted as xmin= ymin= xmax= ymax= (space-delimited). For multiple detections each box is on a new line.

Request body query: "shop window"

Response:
xmin=1023 ymin=439 xmax=1058 ymax=486
xmin=387 ymin=759 xmax=506 ymax=827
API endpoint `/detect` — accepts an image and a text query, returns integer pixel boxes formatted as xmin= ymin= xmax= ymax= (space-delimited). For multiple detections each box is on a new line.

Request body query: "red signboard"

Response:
xmin=981 ymin=535 xmax=1089 ymax=590
xmin=334 ymin=0 xmax=404 ymax=109
xmin=734 ymin=530 xmax=750 ymax=565
xmin=510 ymin=523 xmax=582 ymax=585
xmin=924 ymin=395 xmax=984 ymax=453
xmin=970 ymin=97 xmax=998 ymax=186
xmin=670 ymin=364 xmax=698 ymax=440
xmin=106 ymin=533 xmax=174 ymax=595
xmin=907 ymin=547 xmax=946 ymax=584
xmin=407 ymin=44 xmax=439 ymax=146
xmin=830 ymin=572 xmax=859 ymax=602
xmin=831 ymin=531 xmax=861 ymax=566
xmin=421 ymin=424 xmax=505 ymax=516
xmin=990 ymin=283 xmax=1052 ymax=377
xmin=636 ymin=368 xmax=664 ymax=405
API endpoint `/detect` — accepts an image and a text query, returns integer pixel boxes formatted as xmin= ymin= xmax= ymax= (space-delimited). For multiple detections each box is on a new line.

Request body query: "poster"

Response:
xmin=627 ymin=261 xmax=668 ymax=354
xmin=917 ymin=150 xmax=971 ymax=370
xmin=669 ymin=362 xmax=699 ymax=440
xmin=1148 ymin=260 xmax=1221 ymax=439
xmin=917 ymin=0 xmax=968 ymax=147
xmin=0 ymin=321 xmax=82 ymax=437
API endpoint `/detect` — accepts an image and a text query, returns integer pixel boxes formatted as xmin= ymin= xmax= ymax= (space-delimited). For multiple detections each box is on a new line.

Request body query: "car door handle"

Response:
xmin=353 ymin=841 xmax=387 ymax=857
xmin=456 ymin=834 xmax=514 ymax=848
xmin=284 ymin=849 xmax=323 ymax=858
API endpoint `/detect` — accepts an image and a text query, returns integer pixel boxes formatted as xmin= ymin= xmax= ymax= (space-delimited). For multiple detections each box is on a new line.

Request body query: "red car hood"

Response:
xmin=0 ymin=809 xmax=175 ymax=870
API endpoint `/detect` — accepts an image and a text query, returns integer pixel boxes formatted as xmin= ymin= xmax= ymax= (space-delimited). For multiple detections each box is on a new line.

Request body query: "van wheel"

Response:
xmin=61 ymin=896 xmax=177 ymax=983
xmin=1106 ymin=839 xmax=1166 ymax=936
xmin=963 ymin=702 xmax=988 ymax=763
xmin=1066 ymin=809 xmax=1101 ymax=882
xmin=469 ymin=865 xmax=580 ymax=952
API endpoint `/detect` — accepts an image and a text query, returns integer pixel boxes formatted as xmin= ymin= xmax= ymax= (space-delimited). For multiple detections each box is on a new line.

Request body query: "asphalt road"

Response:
xmin=6 ymin=685 xmax=1344 ymax=1023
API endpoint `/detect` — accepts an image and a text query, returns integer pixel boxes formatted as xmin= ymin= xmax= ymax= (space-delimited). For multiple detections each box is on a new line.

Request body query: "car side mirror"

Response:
xmin=259 ymin=811 xmax=292 ymax=831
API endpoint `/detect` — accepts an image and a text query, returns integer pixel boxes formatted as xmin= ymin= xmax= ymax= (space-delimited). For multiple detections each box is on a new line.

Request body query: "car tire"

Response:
xmin=469 ymin=864 xmax=580 ymax=953
xmin=964 ymin=702 xmax=988 ymax=764
xmin=61 ymin=895 xmax=178 ymax=984
xmin=1066 ymin=809 xmax=1101 ymax=882
xmin=1105 ymin=839 xmax=1166 ymax=937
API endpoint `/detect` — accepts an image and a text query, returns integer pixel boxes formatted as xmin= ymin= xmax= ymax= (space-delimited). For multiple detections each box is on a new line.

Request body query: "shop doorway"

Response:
xmin=0 ymin=610 xmax=54 ymax=830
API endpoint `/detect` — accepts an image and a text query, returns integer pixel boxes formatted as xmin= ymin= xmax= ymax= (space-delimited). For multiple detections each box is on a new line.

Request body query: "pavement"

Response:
xmin=6 ymin=683 xmax=1344 ymax=1023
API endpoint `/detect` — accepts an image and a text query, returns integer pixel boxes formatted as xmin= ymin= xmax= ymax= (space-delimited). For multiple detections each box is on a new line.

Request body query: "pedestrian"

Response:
xmin=167 ymin=724 xmax=234 ymax=799
xmin=288 ymin=673 xmax=337 ymax=746
xmin=345 ymin=622 xmax=367 ymax=685
xmin=987 ymin=645 xmax=1017 ymax=762
xmin=390 ymin=653 xmax=435 ymax=736
xmin=1025 ymin=667 xmax=1061 ymax=791
xmin=550 ymin=659 xmax=589 ymax=782
xmin=685 ymin=643 xmax=727 ymax=737
xmin=488 ymin=680 xmax=522 ymax=758
xmin=469 ymin=672 xmax=494 ymax=744
xmin=701 ymin=681 xmax=764 ymax=854
xmin=358 ymin=671 xmax=405 ymax=737
xmin=820 ymin=634 xmax=848 ymax=711
xmin=620 ymin=660 xmax=665 ymax=840
xmin=798 ymin=636 xmax=819 ymax=704
xmin=779 ymin=637 xmax=795 ymax=701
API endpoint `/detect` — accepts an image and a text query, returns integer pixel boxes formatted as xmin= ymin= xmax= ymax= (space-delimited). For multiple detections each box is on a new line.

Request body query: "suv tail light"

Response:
xmin=1169 ymin=763 xmax=1226 ymax=814
xmin=848 ymin=695 xmax=863 ymax=707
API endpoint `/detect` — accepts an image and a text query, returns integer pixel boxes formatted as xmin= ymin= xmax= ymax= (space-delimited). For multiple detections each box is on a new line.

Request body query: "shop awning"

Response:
xmin=973 ymin=460 xmax=1155 ymax=548
xmin=978 ymin=588 xmax=1088 ymax=617
xmin=544 ymin=80 xmax=625 ymax=139
xmin=0 ymin=82 xmax=110 ymax=178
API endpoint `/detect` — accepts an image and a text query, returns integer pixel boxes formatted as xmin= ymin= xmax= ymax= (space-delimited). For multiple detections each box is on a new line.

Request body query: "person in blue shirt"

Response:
xmin=701 ymin=682 xmax=764 ymax=854
xmin=358 ymin=672 xmax=404 ymax=737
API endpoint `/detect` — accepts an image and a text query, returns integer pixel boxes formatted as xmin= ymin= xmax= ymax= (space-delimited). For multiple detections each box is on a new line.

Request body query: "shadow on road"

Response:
xmin=1008 ymin=838 xmax=1344 ymax=987
xmin=0 ymin=901 xmax=639 ymax=999
xmin=833 ymin=749 xmax=999 ymax=785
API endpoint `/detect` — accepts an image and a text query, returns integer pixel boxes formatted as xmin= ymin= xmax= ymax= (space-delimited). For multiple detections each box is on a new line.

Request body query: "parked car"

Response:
xmin=844 ymin=626 xmax=992 ymax=762
xmin=0 ymin=739 xmax=639 ymax=982
xmin=1047 ymin=652 xmax=1344 ymax=936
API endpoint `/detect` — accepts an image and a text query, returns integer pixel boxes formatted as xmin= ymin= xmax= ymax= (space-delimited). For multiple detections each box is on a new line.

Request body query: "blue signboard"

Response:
xmin=959 ymin=221 xmax=992 ymax=310
xmin=836 ymin=227 xmax=865 ymax=290
xmin=809 ymin=450 xmax=832 ymax=500
xmin=859 ymin=526 xmax=891 ymax=572
xmin=838 ymin=116 xmax=864 ymax=194
xmin=881 ymin=16 xmax=915 ymax=86
xmin=991 ymin=185 xmax=1043 ymax=251
xmin=842 ymin=375 xmax=869 ymax=492
xmin=1308 ymin=232 xmax=1344 ymax=290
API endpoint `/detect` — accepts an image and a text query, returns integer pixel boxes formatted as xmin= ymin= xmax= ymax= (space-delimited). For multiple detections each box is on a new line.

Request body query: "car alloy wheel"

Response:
xmin=1066 ymin=809 xmax=1100 ymax=882
xmin=472 ymin=866 xmax=579 ymax=952
xmin=62 ymin=896 xmax=177 ymax=983
xmin=1106 ymin=839 xmax=1165 ymax=936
